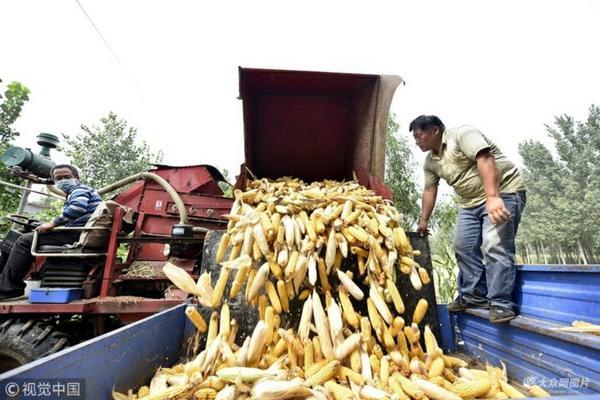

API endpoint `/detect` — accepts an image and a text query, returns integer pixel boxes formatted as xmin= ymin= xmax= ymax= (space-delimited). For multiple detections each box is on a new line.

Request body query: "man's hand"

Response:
xmin=486 ymin=196 xmax=511 ymax=225
xmin=35 ymin=222 xmax=57 ymax=234
xmin=417 ymin=219 xmax=429 ymax=236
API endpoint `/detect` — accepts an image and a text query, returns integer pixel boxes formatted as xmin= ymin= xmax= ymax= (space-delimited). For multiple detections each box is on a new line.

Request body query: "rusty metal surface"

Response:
xmin=237 ymin=67 xmax=403 ymax=185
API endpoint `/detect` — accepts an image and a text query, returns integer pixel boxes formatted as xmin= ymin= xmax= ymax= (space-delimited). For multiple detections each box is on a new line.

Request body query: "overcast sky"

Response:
xmin=2 ymin=0 xmax=599 ymax=193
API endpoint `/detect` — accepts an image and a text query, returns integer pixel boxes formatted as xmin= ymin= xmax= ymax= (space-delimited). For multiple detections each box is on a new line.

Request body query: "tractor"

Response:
xmin=0 ymin=133 xmax=233 ymax=371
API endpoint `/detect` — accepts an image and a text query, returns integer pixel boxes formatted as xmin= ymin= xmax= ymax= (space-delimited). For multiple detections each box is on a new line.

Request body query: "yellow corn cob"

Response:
xmin=428 ymin=356 xmax=445 ymax=378
xmin=288 ymin=341 xmax=298 ymax=369
xmin=305 ymin=359 xmax=328 ymax=378
xmin=269 ymin=260 xmax=283 ymax=280
xmin=418 ymin=267 xmax=431 ymax=285
xmin=265 ymin=281 xmax=282 ymax=313
xmin=370 ymin=354 xmax=380 ymax=374
xmin=388 ymin=375 xmax=410 ymax=400
xmin=387 ymin=278 xmax=405 ymax=314
xmin=210 ymin=267 xmax=229 ymax=308
xmin=304 ymin=339 xmax=314 ymax=369
xmin=264 ymin=306 xmax=274 ymax=344
xmin=324 ymin=381 xmax=354 ymax=400
xmin=137 ymin=386 xmax=149 ymax=398
xmin=338 ymin=288 xmax=359 ymax=329
xmin=444 ymin=355 xmax=468 ymax=368
xmin=313 ymin=336 xmax=323 ymax=362
xmin=306 ymin=359 xmax=340 ymax=386
xmin=444 ymin=368 xmax=458 ymax=383
xmin=453 ymin=379 xmax=492 ymax=399
xmin=339 ymin=365 xmax=366 ymax=385
xmin=194 ymin=387 xmax=217 ymax=400
xmin=412 ymin=298 xmax=428 ymax=325
xmin=285 ymin=250 xmax=299 ymax=278
xmin=361 ymin=316 xmax=372 ymax=343
xmin=245 ymin=268 xmax=257 ymax=302
xmin=185 ymin=306 xmax=207 ymax=332
xmin=258 ymin=294 xmax=268 ymax=320
xmin=380 ymin=356 xmax=390 ymax=386
xmin=423 ymin=325 xmax=439 ymax=354
xmin=219 ymin=302 xmax=230 ymax=338
xmin=285 ymin=279 xmax=295 ymax=300
xmin=499 ymin=381 xmax=526 ymax=398
xmin=394 ymin=373 xmax=424 ymax=399
xmin=372 ymin=344 xmax=384 ymax=360
xmin=271 ymin=337 xmax=287 ymax=357
xmin=526 ymin=384 xmax=551 ymax=397
xmin=248 ymin=262 xmax=270 ymax=301
xmin=228 ymin=242 xmax=242 ymax=261
xmin=276 ymin=280 xmax=289 ymax=312
xmin=347 ymin=226 xmax=369 ymax=243
xmin=206 ymin=311 xmax=219 ymax=348
xmin=367 ymin=298 xmax=383 ymax=334
xmin=369 ymin=285 xmax=393 ymax=325
xmin=215 ymin=233 xmax=230 ymax=263
xmin=350 ymin=348 xmax=361 ymax=372
xmin=229 ymin=264 xmax=249 ymax=299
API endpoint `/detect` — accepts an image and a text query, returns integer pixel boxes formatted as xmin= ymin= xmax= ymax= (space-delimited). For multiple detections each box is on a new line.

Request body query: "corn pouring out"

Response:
xmin=115 ymin=178 xmax=532 ymax=400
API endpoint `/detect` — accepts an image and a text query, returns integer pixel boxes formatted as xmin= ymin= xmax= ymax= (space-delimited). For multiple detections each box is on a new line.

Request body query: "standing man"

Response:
xmin=411 ymin=115 xmax=526 ymax=323
xmin=0 ymin=164 xmax=102 ymax=301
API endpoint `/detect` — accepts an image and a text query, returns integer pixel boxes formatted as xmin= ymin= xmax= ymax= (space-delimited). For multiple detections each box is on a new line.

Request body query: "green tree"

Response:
xmin=63 ymin=112 xmax=163 ymax=191
xmin=385 ymin=114 xmax=420 ymax=228
xmin=0 ymin=80 xmax=30 ymax=143
xmin=429 ymin=196 xmax=459 ymax=303
xmin=0 ymin=79 xmax=31 ymax=234
xmin=518 ymin=105 xmax=600 ymax=264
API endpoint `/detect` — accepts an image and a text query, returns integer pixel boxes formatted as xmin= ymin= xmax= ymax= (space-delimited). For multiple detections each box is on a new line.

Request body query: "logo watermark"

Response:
xmin=1 ymin=379 xmax=85 ymax=399
xmin=523 ymin=375 xmax=589 ymax=392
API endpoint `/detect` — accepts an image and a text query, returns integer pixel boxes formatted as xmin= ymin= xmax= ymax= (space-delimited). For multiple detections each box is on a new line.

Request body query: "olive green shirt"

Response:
xmin=424 ymin=125 xmax=526 ymax=208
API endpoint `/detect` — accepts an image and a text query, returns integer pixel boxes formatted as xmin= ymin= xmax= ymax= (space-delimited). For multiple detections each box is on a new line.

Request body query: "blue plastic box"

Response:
xmin=28 ymin=288 xmax=83 ymax=303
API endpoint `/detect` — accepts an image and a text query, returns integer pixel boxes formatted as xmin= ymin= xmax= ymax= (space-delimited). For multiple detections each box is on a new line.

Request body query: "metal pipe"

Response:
xmin=45 ymin=183 xmax=66 ymax=199
xmin=97 ymin=172 xmax=188 ymax=224
xmin=0 ymin=179 xmax=64 ymax=200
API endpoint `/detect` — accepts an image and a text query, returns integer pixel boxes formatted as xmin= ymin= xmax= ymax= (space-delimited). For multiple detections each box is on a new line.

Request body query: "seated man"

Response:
xmin=0 ymin=164 xmax=102 ymax=301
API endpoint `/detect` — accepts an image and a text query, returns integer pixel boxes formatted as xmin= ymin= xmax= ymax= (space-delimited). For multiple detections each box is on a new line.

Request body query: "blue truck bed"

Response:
xmin=0 ymin=264 xmax=598 ymax=399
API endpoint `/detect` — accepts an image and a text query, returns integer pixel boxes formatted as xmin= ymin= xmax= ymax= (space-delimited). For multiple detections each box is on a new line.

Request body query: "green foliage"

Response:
xmin=429 ymin=197 xmax=459 ymax=303
xmin=218 ymin=168 xmax=234 ymax=197
xmin=63 ymin=112 xmax=164 ymax=191
xmin=0 ymin=79 xmax=30 ymax=234
xmin=0 ymin=80 xmax=30 ymax=143
xmin=385 ymin=114 xmax=420 ymax=229
xmin=518 ymin=105 xmax=600 ymax=263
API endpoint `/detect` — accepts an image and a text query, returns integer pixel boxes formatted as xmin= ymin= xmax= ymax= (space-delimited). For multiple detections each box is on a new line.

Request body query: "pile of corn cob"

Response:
xmin=113 ymin=178 xmax=548 ymax=400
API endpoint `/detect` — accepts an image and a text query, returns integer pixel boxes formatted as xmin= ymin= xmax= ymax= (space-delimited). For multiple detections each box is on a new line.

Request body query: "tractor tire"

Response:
xmin=0 ymin=318 xmax=71 ymax=373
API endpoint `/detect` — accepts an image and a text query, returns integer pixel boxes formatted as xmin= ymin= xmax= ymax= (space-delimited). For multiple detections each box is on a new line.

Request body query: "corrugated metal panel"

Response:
xmin=515 ymin=265 xmax=600 ymax=325
xmin=0 ymin=304 xmax=192 ymax=399
xmin=454 ymin=310 xmax=600 ymax=396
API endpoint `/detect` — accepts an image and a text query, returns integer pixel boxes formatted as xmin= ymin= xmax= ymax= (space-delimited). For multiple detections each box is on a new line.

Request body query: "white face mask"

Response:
xmin=56 ymin=178 xmax=78 ymax=193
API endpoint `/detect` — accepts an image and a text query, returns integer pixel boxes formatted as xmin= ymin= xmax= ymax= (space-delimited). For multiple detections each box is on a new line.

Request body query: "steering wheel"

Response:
xmin=7 ymin=214 xmax=42 ymax=231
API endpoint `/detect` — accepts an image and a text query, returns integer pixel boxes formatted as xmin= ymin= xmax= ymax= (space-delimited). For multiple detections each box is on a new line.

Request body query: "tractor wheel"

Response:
xmin=0 ymin=318 xmax=71 ymax=373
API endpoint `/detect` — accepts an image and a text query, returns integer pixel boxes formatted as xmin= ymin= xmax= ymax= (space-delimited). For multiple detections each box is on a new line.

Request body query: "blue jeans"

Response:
xmin=454 ymin=192 xmax=526 ymax=310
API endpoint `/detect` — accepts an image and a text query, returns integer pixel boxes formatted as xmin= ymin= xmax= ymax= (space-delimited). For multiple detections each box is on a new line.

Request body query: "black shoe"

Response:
xmin=489 ymin=306 xmax=516 ymax=323
xmin=0 ymin=291 xmax=26 ymax=302
xmin=447 ymin=298 xmax=489 ymax=312
xmin=447 ymin=298 xmax=469 ymax=312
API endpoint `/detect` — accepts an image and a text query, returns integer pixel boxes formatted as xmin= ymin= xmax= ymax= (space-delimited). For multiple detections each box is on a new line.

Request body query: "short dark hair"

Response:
xmin=50 ymin=164 xmax=79 ymax=180
xmin=409 ymin=115 xmax=445 ymax=133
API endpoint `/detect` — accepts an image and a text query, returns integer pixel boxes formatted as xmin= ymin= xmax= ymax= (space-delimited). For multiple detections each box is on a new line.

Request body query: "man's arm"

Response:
xmin=418 ymin=185 xmax=438 ymax=235
xmin=476 ymin=150 xmax=510 ymax=224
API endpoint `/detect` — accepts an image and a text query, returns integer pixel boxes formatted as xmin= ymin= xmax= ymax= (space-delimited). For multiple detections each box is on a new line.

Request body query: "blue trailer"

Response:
xmin=0 ymin=263 xmax=598 ymax=399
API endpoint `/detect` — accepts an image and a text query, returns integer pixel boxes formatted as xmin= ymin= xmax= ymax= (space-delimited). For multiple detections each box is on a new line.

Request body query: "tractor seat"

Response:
xmin=36 ymin=201 xmax=120 ymax=255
